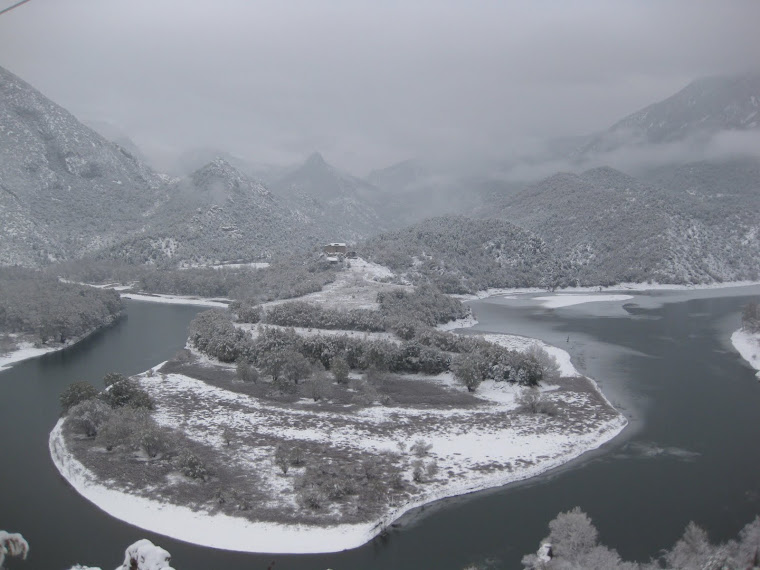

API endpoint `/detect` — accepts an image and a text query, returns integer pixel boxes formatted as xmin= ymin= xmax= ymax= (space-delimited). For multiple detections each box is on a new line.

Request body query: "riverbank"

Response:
xmin=459 ymin=280 xmax=760 ymax=301
xmin=731 ymin=329 xmax=760 ymax=378
xmin=0 ymin=315 xmax=121 ymax=372
xmin=50 ymin=332 xmax=626 ymax=554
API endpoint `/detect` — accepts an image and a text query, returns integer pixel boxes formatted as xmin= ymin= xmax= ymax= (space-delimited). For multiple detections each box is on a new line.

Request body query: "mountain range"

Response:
xmin=0 ymin=63 xmax=757 ymax=286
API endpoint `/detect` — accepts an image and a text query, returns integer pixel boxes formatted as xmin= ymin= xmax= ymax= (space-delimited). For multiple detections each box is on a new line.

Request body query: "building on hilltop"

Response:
xmin=323 ymin=243 xmax=347 ymax=255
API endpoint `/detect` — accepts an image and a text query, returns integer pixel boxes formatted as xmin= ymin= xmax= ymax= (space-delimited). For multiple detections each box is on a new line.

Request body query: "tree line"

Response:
xmin=188 ymin=305 xmax=557 ymax=393
xmin=521 ymin=506 xmax=760 ymax=570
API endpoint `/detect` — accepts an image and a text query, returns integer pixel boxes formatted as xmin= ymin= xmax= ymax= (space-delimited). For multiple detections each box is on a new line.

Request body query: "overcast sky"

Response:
xmin=1 ymin=0 xmax=759 ymax=174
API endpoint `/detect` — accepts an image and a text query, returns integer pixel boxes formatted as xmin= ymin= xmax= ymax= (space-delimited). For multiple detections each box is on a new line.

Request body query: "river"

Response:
xmin=1 ymin=288 xmax=759 ymax=569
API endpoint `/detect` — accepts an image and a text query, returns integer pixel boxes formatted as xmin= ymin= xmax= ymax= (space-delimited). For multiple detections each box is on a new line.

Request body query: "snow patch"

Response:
xmin=731 ymin=329 xmax=760 ymax=379
xmin=120 ymin=293 xmax=229 ymax=308
xmin=532 ymin=294 xmax=634 ymax=309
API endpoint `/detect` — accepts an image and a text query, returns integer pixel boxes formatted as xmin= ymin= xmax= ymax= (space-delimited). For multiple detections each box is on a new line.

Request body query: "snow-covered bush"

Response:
xmin=0 ymin=531 xmax=28 ymax=568
xmin=116 ymin=539 xmax=174 ymax=570
xmin=176 ymin=449 xmax=209 ymax=481
xmin=330 ymin=356 xmax=350 ymax=384
xmin=516 ymin=388 xmax=558 ymax=416
xmin=60 ymin=381 xmax=99 ymax=414
xmin=68 ymin=398 xmax=112 ymax=437
xmin=452 ymin=353 xmax=487 ymax=392
xmin=235 ymin=359 xmax=258 ymax=383
xmin=99 ymin=377 xmax=155 ymax=410
xmin=96 ymin=407 xmax=164 ymax=452
xmin=526 ymin=343 xmax=561 ymax=382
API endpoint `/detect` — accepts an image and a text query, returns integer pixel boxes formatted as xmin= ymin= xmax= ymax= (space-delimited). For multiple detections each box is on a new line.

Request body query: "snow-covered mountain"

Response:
xmin=576 ymin=73 xmax=760 ymax=157
xmin=0 ymin=64 xmax=169 ymax=266
xmin=103 ymin=158 xmax=327 ymax=266
xmin=269 ymin=152 xmax=385 ymax=237
xmin=491 ymin=166 xmax=759 ymax=285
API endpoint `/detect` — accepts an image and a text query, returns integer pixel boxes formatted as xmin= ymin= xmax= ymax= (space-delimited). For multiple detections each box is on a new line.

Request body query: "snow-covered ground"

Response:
xmin=731 ymin=329 xmax=760 ymax=379
xmin=120 ymin=293 xmax=229 ymax=307
xmin=0 ymin=340 xmax=63 ymax=372
xmin=0 ymin=329 xmax=106 ymax=373
xmin=264 ymin=258 xmax=407 ymax=312
xmin=180 ymin=261 xmax=270 ymax=271
xmin=50 ymin=334 xmax=626 ymax=554
xmin=532 ymin=294 xmax=634 ymax=309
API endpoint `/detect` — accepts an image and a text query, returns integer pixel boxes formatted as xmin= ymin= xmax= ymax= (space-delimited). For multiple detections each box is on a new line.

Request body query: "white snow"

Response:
xmin=120 ymin=293 xmax=229 ymax=308
xmin=532 ymin=294 xmax=634 ymax=309
xmin=117 ymin=539 xmax=174 ymax=570
xmin=731 ymin=329 xmax=760 ymax=379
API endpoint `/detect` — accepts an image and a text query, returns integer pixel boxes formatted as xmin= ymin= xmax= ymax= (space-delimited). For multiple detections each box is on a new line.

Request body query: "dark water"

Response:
xmin=1 ymin=290 xmax=759 ymax=569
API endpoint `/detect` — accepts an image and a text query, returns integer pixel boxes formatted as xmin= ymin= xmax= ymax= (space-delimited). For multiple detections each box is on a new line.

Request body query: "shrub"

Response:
xmin=452 ymin=353 xmax=487 ymax=392
xmin=305 ymin=373 xmax=330 ymax=402
xmin=136 ymin=423 xmax=173 ymax=458
xmin=60 ymin=381 xmax=99 ymax=414
xmin=516 ymin=388 xmax=558 ymax=416
xmin=68 ymin=399 xmax=112 ymax=437
xmin=526 ymin=343 xmax=561 ymax=382
xmin=274 ymin=444 xmax=290 ymax=474
xmin=103 ymin=372 xmax=128 ymax=388
xmin=100 ymin=378 xmax=155 ymax=410
xmin=298 ymin=487 xmax=326 ymax=510
xmin=411 ymin=459 xmax=425 ymax=482
xmin=96 ymin=407 xmax=150 ymax=451
xmin=176 ymin=449 xmax=209 ymax=481
xmin=236 ymin=360 xmax=259 ymax=383
xmin=330 ymin=356 xmax=350 ymax=384
xmin=281 ymin=350 xmax=312 ymax=385
xmin=410 ymin=439 xmax=432 ymax=457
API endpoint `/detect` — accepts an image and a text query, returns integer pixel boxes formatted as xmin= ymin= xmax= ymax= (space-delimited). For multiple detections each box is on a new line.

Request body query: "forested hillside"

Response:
xmin=362 ymin=216 xmax=554 ymax=293
xmin=101 ymin=159 xmax=329 ymax=266
xmin=492 ymin=166 xmax=759 ymax=285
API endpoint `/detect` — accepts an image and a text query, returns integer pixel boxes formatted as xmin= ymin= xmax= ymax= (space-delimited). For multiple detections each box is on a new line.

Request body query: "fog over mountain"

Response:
xmin=2 ymin=1 xmax=759 ymax=175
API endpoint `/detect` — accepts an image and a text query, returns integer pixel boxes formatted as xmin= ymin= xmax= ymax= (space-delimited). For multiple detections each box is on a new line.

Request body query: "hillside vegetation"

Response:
xmin=0 ymin=268 xmax=122 ymax=345
xmin=362 ymin=216 xmax=554 ymax=293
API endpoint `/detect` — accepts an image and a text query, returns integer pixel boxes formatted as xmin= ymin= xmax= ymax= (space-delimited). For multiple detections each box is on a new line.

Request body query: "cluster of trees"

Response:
xmin=521 ymin=507 xmax=760 ymax=570
xmin=61 ymin=373 xmax=213 ymax=484
xmin=0 ymin=268 xmax=122 ymax=344
xmin=239 ymin=284 xmax=468 ymax=335
xmin=53 ymin=256 xmax=338 ymax=303
xmin=188 ymin=309 xmax=559 ymax=393
xmin=742 ymin=301 xmax=760 ymax=334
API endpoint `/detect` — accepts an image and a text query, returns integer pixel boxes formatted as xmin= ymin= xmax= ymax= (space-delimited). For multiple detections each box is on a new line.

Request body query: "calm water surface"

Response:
xmin=1 ymin=290 xmax=759 ymax=569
